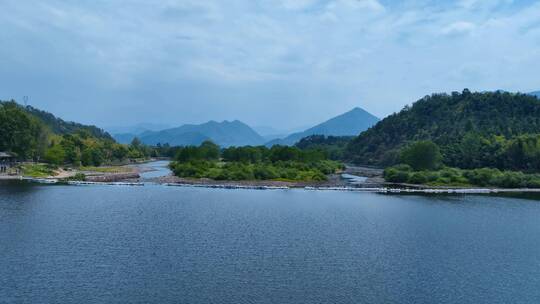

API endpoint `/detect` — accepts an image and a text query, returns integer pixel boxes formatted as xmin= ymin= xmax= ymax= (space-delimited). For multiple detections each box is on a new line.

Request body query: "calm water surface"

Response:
xmin=1 ymin=181 xmax=540 ymax=303
xmin=136 ymin=160 xmax=172 ymax=180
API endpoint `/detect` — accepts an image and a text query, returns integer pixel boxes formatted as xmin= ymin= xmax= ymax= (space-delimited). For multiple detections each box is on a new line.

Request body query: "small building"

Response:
xmin=0 ymin=152 xmax=15 ymax=174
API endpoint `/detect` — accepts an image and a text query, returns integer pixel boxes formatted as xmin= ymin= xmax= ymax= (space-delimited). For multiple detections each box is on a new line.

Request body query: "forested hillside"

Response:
xmin=0 ymin=100 xmax=150 ymax=165
xmin=295 ymin=135 xmax=353 ymax=160
xmin=347 ymin=90 xmax=540 ymax=171
xmin=25 ymin=105 xmax=113 ymax=140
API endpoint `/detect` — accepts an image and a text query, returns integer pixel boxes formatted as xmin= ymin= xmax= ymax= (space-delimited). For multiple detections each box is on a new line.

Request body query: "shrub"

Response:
xmin=425 ymin=171 xmax=440 ymax=182
xmin=492 ymin=171 xmax=527 ymax=188
xmin=526 ymin=177 xmax=540 ymax=188
xmin=463 ymin=168 xmax=502 ymax=186
xmin=409 ymin=172 xmax=428 ymax=184
xmin=66 ymin=173 xmax=86 ymax=181
xmin=384 ymin=166 xmax=410 ymax=183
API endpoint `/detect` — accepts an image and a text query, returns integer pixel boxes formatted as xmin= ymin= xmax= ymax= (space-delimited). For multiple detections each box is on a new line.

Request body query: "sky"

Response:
xmin=1 ymin=0 xmax=540 ymax=131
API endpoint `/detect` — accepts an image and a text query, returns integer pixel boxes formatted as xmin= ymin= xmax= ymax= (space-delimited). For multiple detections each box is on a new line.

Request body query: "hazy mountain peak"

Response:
xmin=266 ymin=107 xmax=379 ymax=146
xmin=135 ymin=120 xmax=264 ymax=147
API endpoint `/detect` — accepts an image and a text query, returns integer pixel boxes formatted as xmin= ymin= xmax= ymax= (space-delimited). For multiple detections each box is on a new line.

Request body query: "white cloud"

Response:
xmin=458 ymin=0 xmax=514 ymax=10
xmin=279 ymin=0 xmax=318 ymax=10
xmin=440 ymin=21 xmax=476 ymax=36
xmin=355 ymin=0 xmax=385 ymax=12
xmin=1 ymin=0 xmax=540 ymax=127
xmin=326 ymin=0 xmax=385 ymax=12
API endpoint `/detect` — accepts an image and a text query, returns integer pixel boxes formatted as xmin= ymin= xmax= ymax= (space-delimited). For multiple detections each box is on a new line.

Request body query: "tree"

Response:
xmin=112 ymin=144 xmax=129 ymax=160
xmin=0 ymin=101 xmax=43 ymax=159
xmin=400 ymin=140 xmax=442 ymax=171
xmin=270 ymin=146 xmax=300 ymax=162
xmin=44 ymin=144 xmax=66 ymax=165
xmin=130 ymin=137 xmax=142 ymax=149
xmin=199 ymin=141 xmax=219 ymax=160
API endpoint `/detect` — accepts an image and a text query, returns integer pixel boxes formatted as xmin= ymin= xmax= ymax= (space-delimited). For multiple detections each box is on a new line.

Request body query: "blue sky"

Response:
xmin=1 ymin=0 xmax=540 ymax=130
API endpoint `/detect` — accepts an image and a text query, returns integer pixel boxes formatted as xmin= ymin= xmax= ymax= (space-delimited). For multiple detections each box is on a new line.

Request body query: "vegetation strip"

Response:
xmin=169 ymin=141 xmax=344 ymax=182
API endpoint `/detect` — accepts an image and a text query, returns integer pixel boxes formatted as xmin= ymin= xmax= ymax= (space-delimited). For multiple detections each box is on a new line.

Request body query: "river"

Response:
xmin=1 ymin=163 xmax=540 ymax=303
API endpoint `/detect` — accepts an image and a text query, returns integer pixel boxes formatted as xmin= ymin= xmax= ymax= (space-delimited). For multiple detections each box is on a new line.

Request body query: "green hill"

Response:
xmin=0 ymin=100 xmax=148 ymax=165
xmin=24 ymin=105 xmax=113 ymax=140
xmin=346 ymin=89 xmax=540 ymax=169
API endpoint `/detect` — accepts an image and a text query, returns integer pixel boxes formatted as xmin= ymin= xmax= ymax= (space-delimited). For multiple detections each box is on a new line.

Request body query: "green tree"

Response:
xmin=199 ymin=141 xmax=219 ymax=160
xmin=400 ymin=141 xmax=442 ymax=171
xmin=0 ymin=101 xmax=44 ymax=159
xmin=130 ymin=137 xmax=142 ymax=149
xmin=44 ymin=144 xmax=66 ymax=165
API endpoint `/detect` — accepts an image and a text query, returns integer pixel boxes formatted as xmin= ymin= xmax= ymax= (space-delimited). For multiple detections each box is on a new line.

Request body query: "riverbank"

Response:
xmin=154 ymin=163 xmax=383 ymax=188
xmin=152 ymin=163 xmax=540 ymax=194
xmin=1 ymin=159 xmax=164 ymax=182
xmin=155 ymin=174 xmax=348 ymax=188
xmin=163 ymin=183 xmax=540 ymax=194
xmin=11 ymin=161 xmax=540 ymax=195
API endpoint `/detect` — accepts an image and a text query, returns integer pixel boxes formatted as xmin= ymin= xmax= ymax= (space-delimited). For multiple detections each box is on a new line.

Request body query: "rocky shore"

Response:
xmin=86 ymin=172 xmax=140 ymax=183
xmin=154 ymin=173 xmax=350 ymax=188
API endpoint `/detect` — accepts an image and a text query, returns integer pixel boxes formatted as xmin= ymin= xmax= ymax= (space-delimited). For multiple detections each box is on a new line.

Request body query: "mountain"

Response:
xmin=113 ymin=133 xmax=138 ymax=144
xmin=109 ymin=123 xmax=173 ymax=144
xmin=107 ymin=123 xmax=171 ymax=135
xmin=346 ymin=89 xmax=540 ymax=167
xmin=138 ymin=120 xmax=265 ymax=147
xmin=23 ymin=104 xmax=113 ymax=140
xmin=267 ymin=107 xmax=379 ymax=146
xmin=253 ymin=125 xmax=284 ymax=136
xmin=254 ymin=125 xmax=312 ymax=142
xmin=529 ymin=91 xmax=540 ymax=98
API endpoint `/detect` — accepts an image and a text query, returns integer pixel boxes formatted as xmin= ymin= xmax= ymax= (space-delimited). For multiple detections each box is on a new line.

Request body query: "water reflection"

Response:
xmin=0 ymin=180 xmax=42 ymax=194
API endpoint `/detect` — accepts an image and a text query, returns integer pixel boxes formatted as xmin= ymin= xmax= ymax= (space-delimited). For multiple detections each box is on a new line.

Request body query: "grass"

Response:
xmin=20 ymin=164 xmax=56 ymax=178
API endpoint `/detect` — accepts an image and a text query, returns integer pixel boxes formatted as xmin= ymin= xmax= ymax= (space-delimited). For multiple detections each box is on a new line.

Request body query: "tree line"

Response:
xmin=0 ymin=100 xmax=154 ymax=166
xmin=170 ymin=141 xmax=343 ymax=181
xmin=379 ymin=138 xmax=540 ymax=188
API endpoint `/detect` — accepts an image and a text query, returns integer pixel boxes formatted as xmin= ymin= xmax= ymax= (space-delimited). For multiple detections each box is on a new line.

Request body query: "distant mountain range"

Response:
xmin=253 ymin=125 xmax=311 ymax=142
xmin=107 ymin=123 xmax=172 ymax=136
xmin=530 ymin=91 xmax=540 ymax=98
xmin=112 ymin=107 xmax=379 ymax=147
xmin=128 ymin=120 xmax=266 ymax=147
xmin=266 ymin=107 xmax=379 ymax=146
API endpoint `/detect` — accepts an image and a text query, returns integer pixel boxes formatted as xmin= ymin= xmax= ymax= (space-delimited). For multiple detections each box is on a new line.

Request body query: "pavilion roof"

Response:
xmin=0 ymin=152 xmax=14 ymax=158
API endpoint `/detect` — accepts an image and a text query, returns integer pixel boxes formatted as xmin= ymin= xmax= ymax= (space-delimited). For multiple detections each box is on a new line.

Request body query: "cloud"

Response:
xmin=1 ymin=0 xmax=540 ymax=128
xmin=458 ymin=0 xmax=514 ymax=10
xmin=354 ymin=0 xmax=385 ymax=12
xmin=279 ymin=0 xmax=318 ymax=10
xmin=440 ymin=21 xmax=476 ymax=36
